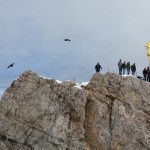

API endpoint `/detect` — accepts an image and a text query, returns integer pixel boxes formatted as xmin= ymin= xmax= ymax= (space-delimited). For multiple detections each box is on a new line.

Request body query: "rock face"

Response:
xmin=0 ymin=70 xmax=149 ymax=150
xmin=85 ymin=73 xmax=150 ymax=150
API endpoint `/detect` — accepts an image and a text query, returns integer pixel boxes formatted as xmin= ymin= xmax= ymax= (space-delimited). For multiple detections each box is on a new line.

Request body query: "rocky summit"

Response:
xmin=0 ymin=70 xmax=149 ymax=150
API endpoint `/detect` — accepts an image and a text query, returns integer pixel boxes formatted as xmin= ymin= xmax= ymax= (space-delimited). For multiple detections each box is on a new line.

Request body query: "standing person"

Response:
xmin=126 ymin=61 xmax=130 ymax=75
xmin=95 ymin=62 xmax=102 ymax=72
xmin=122 ymin=61 xmax=126 ymax=75
xmin=147 ymin=67 xmax=150 ymax=82
xmin=131 ymin=63 xmax=136 ymax=76
xmin=118 ymin=59 xmax=122 ymax=75
xmin=143 ymin=68 xmax=147 ymax=81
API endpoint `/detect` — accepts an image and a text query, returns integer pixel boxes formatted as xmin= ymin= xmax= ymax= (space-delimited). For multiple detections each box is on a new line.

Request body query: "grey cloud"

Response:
xmin=0 ymin=0 xmax=150 ymax=92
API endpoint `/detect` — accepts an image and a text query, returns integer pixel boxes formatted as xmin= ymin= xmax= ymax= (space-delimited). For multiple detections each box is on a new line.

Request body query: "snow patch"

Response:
xmin=74 ymin=82 xmax=89 ymax=89
xmin=56 ymin=80 xmax=63 ymax=84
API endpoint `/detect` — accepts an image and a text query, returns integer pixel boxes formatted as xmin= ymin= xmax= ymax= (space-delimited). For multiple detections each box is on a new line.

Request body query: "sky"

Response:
xmin=0 ymin=0 xmax=150 ymax=96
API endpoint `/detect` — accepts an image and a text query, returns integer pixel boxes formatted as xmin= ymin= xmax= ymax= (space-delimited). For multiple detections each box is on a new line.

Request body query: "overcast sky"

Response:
xmin=0 ymin=0 xmax=150 ymax=94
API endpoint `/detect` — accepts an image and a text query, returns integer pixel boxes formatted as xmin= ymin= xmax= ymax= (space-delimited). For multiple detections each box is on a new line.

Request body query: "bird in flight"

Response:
xmin=64 ymin=39 xmax=71 ymax=42
xmin=7 ymin=63 xmax=14 ymax=69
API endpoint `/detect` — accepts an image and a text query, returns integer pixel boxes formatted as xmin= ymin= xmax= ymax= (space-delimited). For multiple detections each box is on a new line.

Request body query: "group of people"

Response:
xmin=143 ymin=67 xmax=150 ymax=81
xmin=94 ymin=60 xmax=136 ymax=76
xmin=118 ymin=59 xmax=136 ymax=76
xmin=95 ymin=61 xmax=150 ymax=83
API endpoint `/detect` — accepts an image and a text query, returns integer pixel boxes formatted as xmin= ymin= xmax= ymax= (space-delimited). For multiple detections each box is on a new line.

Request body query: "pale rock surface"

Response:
xmin=0 ymin=70 xmax=149 ymax=150
xmin=85 ymin=73 xmax=150 ymax=150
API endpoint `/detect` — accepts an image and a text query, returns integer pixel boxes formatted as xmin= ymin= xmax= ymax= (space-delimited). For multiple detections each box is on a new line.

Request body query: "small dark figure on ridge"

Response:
xmin=131 ymin=63 xmax=136 ymax=76
xmin=122 ymin=61 xmax=126 ymax=75
xmin=126 ymin=61 xmax=130 ymax=75
xmin=95 ymin=62 xmax=102 ymax=72
xmin=147 ymin=67 xmax=150 ymax=82
xmin=143 ymin=68 xmax=147 ymax=81
xmin=118 ymin=59 xmax=122 ymax=75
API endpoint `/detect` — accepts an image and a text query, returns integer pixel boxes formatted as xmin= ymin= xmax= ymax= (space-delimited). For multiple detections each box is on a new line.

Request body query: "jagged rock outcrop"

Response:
xmin=0 ymin=70 xmax=149 ymax=150
xmin=85 ymin=73 xmax=150 ymax=150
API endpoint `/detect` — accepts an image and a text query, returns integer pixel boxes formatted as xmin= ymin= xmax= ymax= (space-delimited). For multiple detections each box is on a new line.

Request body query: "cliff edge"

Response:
xmin=0 ymin=70 xmax=149 ymax=150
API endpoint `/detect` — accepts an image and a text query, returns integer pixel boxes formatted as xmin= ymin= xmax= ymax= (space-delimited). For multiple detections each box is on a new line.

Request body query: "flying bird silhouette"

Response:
xmin=7 ymin=63 xmax=14 ymax=69
xmin=64 ymin=39 xmax=71 ymax=41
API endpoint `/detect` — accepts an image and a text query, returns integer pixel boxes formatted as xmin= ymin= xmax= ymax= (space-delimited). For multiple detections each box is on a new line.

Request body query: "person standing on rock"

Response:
xmin=147 ymin=67 xmax=150 ymax=82
xmin=126 ymin=61 xmax=130 ymax=75
xmin=118 ymin=59 xmax=122 ymax=75
xmin=143 ymin=68 xmax=147 ymax=81
xmin=95 ymin=62 xmax=102 ymax=72
xmin=122 ymin=61 xmax=126 ymax=75
xmin=131 ymin=63 xmax=136 ymax=76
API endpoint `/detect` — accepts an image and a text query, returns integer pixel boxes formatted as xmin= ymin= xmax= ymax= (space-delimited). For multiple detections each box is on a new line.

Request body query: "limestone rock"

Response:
xmin=0 ymin=70 xmax=149 ymax=150
xmin=85 ymin=73 xmax=150 ymax=150
xmin=0 ymin=70 xmax=88 ymax=150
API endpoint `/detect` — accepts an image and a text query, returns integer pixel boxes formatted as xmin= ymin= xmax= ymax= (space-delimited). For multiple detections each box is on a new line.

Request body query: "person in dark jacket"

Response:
xmin=131 ymin=63 xmax=136 ymax=76
xmin=95 ymin=62 xmax=102 ymax=72
xmin=147 ymin=67 xmax=150 ymax=82
xmin=122 ymin=61 xmax=126 ymax=75
xmin=143 ymin=68 xmax=147 ymax=81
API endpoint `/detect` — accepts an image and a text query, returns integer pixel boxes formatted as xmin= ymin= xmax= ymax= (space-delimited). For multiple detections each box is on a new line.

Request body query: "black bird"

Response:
xmin=64 ymin=39 xmax=71 ymax=41
xmin=7 ymin=63 xmax=14 ymax=69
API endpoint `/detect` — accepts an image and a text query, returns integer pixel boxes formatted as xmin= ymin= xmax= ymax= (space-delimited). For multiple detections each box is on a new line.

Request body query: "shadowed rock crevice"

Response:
xmin=84 ymin=99 xmax=107 ymax=150
xmin=0 ymin=134 xmax=33 ymax=150
xmin=106 ymin=76 xmax=124 ymax=150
